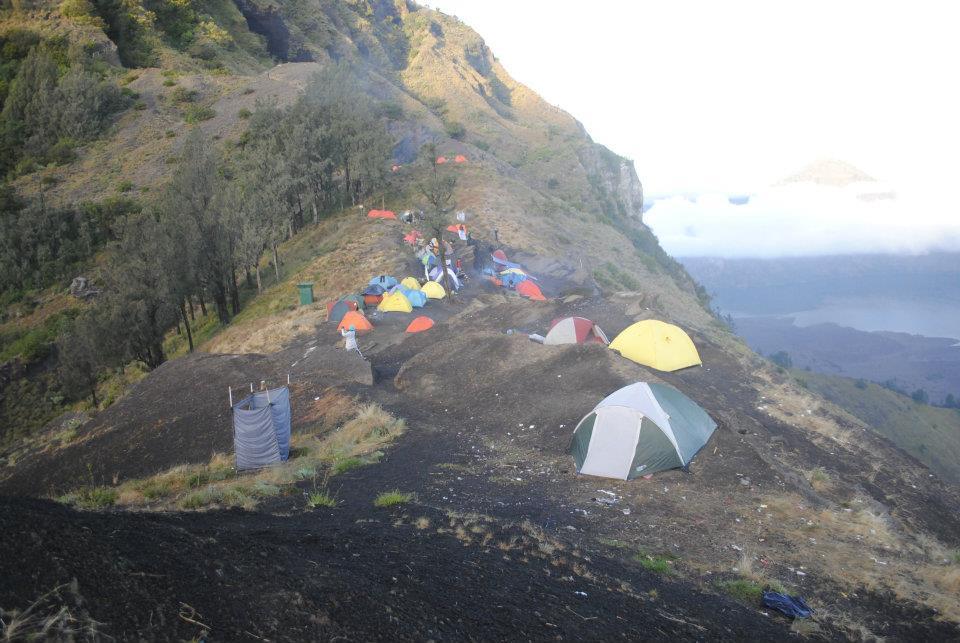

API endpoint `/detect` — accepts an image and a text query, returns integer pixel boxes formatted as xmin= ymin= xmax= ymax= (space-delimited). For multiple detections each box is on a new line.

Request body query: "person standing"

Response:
xmin=340 ymin=325 xmax=363 ymax=359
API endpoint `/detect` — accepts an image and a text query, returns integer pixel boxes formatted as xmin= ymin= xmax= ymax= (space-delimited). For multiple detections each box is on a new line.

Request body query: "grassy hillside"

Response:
xmin=793 ymin=369 xmax=960 ymax=484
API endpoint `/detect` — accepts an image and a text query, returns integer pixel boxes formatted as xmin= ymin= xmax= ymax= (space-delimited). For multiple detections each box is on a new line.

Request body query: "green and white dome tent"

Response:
xmin=569 ymin=382 xmax=717 ymax=480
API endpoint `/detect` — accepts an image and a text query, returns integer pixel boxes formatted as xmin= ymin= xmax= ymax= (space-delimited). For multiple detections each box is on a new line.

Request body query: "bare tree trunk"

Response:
xmin=197 ymin=288 xmax=208 ymax=317
xmin=245 ymin=267 xmax=252 ymax=289
xmin=255 ymin=263 xmax=262 ymax=293
xmin=273 ymin=244 xmax=281 ymax=280
xmin=179 ymin=300 xmax=194 ymax=353
xmin=438 ymin=241 xmax=453 ymax=300
xmin=312 ymin=201 xmax=318 ymax=225
xmin=187 ymin=294 xmax=196 ymax=321
xmin=230 ymin=266 xmax=241 ymax=316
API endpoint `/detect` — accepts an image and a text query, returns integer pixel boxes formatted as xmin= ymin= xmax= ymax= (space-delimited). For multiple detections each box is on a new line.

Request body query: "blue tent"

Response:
xmin=232 ymin=387 xmax=291 ymax=471
xmin=363 ymin=283 xmax=386 ymax=296
xmin=406 ymin=290 xmax=428 ymax=307
xmin=501 ymin=272 xmax=528 ymax=289
xmin=491 ymin=255 xmax=523 ymax=270
xmin=369 ymin=275 xmax=398 ymax=289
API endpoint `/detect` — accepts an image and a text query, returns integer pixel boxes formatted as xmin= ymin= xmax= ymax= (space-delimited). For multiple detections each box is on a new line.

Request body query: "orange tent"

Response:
xmin=454 ymin=155 xmax=467 ymax=163
xmin=445 ymin=224 xmax=464 ymax=233
xmin=368 ymin=209 xmax=397 ymax=220
xmin=337 ymin=311 xmax=373 ymax=333
xmin=406 ymin=316 xmax=435 ymax=333
xmin=436 ymin=156 xmax=448 ymax=164
xmin=517 ymin=280 xmax=546 ymax=301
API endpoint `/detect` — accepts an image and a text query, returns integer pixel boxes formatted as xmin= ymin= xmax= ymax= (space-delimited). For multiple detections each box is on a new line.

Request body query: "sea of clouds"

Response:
xmin=644 ymin=182 xmax=960 ymax=258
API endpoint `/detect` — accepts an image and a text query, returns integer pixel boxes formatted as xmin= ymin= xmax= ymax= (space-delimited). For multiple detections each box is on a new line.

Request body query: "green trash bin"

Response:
xmin=296 ymin=282 xmax=314 ymax=306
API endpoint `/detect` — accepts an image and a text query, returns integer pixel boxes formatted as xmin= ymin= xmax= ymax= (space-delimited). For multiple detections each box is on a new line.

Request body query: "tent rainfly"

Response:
xmin=570 ymin=382 xmax=716 ymax=479
xmin=233 ymin=387 xmax=292 ymax=471
xmin=378 ymin=291 xmax=413 ymax=313
xmin=400 ymin=277 xmax=421 ymax=290
xmin=406 ymin=316 xmax=435 ymax=333
xmin=421 ymin=281 xmax=446 ymax=299
xmin=337 ymin=310 xmax=373 ymax=333
xmin=609 ymin=320 xmax=702 ymax=372
xmin=545 ymin=317 xmax=609 ymax=345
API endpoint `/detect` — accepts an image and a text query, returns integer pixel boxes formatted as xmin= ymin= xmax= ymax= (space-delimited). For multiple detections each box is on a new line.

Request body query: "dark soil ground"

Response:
xmin=2 ymin=244 xmax=959 ymax=641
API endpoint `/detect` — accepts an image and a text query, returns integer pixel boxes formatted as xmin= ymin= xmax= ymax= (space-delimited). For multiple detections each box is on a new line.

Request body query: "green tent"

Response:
xmin=570 ymin=382 xmax=716 ymax=479
xmin=342 ymin=293 xmax=365 ymax=311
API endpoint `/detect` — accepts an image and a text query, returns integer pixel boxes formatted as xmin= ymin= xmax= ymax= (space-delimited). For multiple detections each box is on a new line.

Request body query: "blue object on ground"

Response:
xmin=761 ymin=591 xmax=814 ymax=618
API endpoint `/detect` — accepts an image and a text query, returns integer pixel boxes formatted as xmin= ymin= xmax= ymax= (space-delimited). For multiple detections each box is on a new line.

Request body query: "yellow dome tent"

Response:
xmin=400 ymin=277 xmax=421 ymax=290
xmin=377 ymin=291 xmax=413 ymax=313
xmin=609 ymin=320 xmax=702 ymax=372
xmin=421 ymin=281 xmax=446 ymax=300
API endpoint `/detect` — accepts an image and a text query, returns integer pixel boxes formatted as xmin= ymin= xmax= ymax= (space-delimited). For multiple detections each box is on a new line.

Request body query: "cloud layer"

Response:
xmin=644 ymin=183 xmax=960 ymax=258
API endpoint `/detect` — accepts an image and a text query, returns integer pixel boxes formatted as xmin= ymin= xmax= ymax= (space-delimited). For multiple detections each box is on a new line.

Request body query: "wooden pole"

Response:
xmin=228 ymin=386 xmax=233 ymax=407
xmin=249 ymin=382 xmax=254 ymax=393
xmin=287 ymin=373 xmax=290 ymax=385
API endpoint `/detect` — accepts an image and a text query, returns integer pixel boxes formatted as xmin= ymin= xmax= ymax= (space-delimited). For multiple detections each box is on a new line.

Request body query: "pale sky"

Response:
xmin=428 ymin=1 xmax=960 ymax=256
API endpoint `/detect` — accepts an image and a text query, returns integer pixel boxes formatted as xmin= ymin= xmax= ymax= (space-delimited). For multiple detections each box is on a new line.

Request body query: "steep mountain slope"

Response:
xmin=2 ymin=1 xmax=959 ymax=640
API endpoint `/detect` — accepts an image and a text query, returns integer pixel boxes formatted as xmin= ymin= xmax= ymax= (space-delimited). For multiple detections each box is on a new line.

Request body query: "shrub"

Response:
xmin=133 ymin=100 xmax=146 ymax=111
xmin=911 ymin=388 xmax=929 ymax=404
xmin=184 ymin=105 xmax=215 ymax=124
xmin=165 ymin=129 xmax=176 ymax=138
xmin=170 ymin=86 xmax=197 ymax=103
xmin=374 ymin=490 xmax=412 ymax=508
xmin=163 ymin=79 xmax=176 ymax=87
xmin=769 ymin=351 xmax=793 ymax=368
xmin=238 ymin=107 xmax=251 ymax=119
xmin=116 ymin=180 xmax=133 ymax=193
xmin=444 ymin=120 xmax=466 ymax=140
xmin=855 ymin=378 xmax=868 ymax=389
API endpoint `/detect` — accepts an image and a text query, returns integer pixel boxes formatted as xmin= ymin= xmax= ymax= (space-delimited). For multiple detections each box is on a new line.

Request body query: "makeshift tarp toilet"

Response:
xmin=378 ymin=291 xmax=413 ymax=313
xmin=545 ymin=317 xmax=609 ymax=345
xmin=421 ymin=281 xmax=446 ymax=299
xmin=570 ymin=382 xmax=716 ymax=479
xmin=337 ymin=310 xmax=372 ymax=333
xmin=400 ymin=277 xmax=421 ymax=290
xmin=233 ymin=387 xmax=292 ymax=471
xmin=609 ymin=320 xmax=702 ymax=372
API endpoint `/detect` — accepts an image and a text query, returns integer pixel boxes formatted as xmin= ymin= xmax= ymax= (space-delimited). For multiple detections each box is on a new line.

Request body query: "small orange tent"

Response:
xmin=406 ymin=316 xmax=435 ymax=333
xmin=517 ymin=280 xmax=546 ymax=301
xmin=436 ymin=156 xmax=448 ymax=164
xmin=368 ymin=209 xmax=397 ymax=220
xmin=337 ymin=311 xmax=373 ymax=333
xmin=454 ymin=155 xmax=467 ymax=163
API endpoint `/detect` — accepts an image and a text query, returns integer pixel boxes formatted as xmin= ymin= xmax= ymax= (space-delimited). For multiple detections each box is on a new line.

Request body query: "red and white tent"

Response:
xmin=544 ymin=316 xmax=608 ymax=345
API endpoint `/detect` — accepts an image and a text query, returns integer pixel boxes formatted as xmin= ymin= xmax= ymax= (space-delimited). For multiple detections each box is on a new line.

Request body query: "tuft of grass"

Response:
xmin=634 ymin=551 xmax=676 ymax=574
xmin=58 ymin=487 xmax=117 ymax=509
xmin=374 ymin=490 xmax=412 ymax=508
xmin=807 ymin=467 xmax=830 ymax=491
xmin=307 ymin=490 xmax=337 ymax=508
xmin=332 ymin=457 xmax=363 ymax=475
xmin=162 ymin=79 xmax=176 ymax=87
xmin=716 ymin=578 xmax=764 ymax=604
xmin=238 ymin=107 xmax=251 ymax=119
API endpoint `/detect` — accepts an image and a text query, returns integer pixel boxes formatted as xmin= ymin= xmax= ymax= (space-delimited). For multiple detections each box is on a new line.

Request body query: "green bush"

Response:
xmin=238 ymin=107 xmax=251 ymax=119
xmin=163 ymin=79 xmax=176 ymax=87
xmin=60 ymin=486 xmax=118 ymax=509
xmin=116 ymin=180 xmax=134 ymax=193
xmin=171 ymin=86 xmax=198 ymax=103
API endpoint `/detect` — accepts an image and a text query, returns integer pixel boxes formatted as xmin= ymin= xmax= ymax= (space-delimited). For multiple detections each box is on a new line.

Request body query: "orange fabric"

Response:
xmin=406 ymin=316 xmax=435 ymax=333
xmin=367 ymin=209 xmax=397 ymax=219
xmin=337 ymin=311 xmax=373 ymax=333
xmin=487 ymin=276 xmax=502 ymax=287
xmin=436 ymin=156 xmax=448 ymax=164
xmin=517 ymin=280 xmax=546 ymax=301
xmin=363 ymin=293 xmax=383 ymax=307
xmin=454 ymin=155 xmax=467 ymax=163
